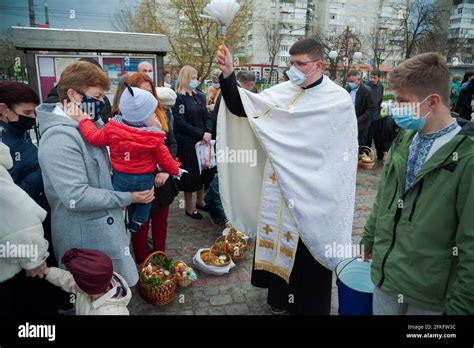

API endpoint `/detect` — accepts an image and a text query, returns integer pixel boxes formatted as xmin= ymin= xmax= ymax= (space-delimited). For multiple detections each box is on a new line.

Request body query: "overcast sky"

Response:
xmin=0 ymin=0 xmax=142 ymax=36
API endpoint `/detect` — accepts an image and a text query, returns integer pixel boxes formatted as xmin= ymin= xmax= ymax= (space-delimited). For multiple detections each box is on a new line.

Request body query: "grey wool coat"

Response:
xmin=36 ymin=104 xmax=138 ymax=286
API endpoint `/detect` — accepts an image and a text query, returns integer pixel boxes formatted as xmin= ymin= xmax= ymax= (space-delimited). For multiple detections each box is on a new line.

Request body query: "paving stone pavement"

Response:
xmin=129 ymin=164 xmax=383 ymax=315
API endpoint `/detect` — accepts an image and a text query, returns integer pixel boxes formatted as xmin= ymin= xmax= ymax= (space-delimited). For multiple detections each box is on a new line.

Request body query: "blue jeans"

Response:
xmin=204 ymin=175 xmax=226 ymax=220
xmin=112 ymin=171 xmax=154 ymax=232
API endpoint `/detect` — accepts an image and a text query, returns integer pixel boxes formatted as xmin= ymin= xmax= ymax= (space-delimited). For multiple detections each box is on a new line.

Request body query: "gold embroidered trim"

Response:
xmin=287 ymin=89 xmax=305 ymax=110
xmin=263 ymin=224 xmax=273 ymax=235
xmin=279 ymin=246 xmax=294 ymax=258
xmin=259 ymin=239 xmax=274 ymax=250
xmin=255 ymin=261 xmax=290 ymax=283
xmin=269 ymin=172 xmax=277 ymax=185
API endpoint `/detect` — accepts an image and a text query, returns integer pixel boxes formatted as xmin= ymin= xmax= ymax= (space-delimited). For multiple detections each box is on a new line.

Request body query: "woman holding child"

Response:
xmin=36 ymin=61 xmax=155 ymax=286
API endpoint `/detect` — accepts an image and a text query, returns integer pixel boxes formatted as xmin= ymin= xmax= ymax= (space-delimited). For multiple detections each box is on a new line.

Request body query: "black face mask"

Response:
xmin=9 ymin=114 xmax=36 ymax=132
xmin=80 ymin=95 xmax=105 ymax=122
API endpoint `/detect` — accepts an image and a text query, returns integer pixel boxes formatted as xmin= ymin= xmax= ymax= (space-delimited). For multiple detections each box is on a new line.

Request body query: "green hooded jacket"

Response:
xmin=361 ymin=120 xmax=474 ymax=314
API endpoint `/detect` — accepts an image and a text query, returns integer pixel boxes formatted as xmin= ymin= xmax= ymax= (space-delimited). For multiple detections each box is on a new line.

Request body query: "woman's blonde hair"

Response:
xmin=176 ymin=65 xmax=198 ymax=95
xmin=111 ymin=74 xmax=129 ymax=116
xmin=128 ymin=72 xmax=168 ymax=132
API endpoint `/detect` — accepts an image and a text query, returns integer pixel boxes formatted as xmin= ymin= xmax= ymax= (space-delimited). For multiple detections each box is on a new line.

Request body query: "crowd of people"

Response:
xmin=1 ymin=37 xmax=473 ymax=316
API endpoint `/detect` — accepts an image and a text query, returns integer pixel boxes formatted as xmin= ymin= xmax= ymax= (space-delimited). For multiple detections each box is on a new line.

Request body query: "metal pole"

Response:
xmin=305 ymin=0 xmax=313 ymax=37
xmin=44 ymin=0 xmax=50 ymax=26
xmin=28 ymin=0 xmax=36 ymax=27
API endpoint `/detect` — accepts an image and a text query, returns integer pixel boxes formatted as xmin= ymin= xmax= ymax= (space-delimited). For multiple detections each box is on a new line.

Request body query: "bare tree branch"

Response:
xmin=262 ymin=21 xmax=283 ymax=84
xmin=117 ymin=0 xmax=250 ymax=83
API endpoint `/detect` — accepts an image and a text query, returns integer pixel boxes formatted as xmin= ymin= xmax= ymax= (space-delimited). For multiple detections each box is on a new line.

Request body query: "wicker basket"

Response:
xmin=358 ymin=146 xmax=375 ymax=170
xmin=137 ymin=251 xmax=177 ymax=306
xmin=212 ymin=234 xmax=248 ymax=263
xmin=175 ymin=260 xmax=193 ymax=288
xmin=201 ymin=248 xmax=232 ymax=267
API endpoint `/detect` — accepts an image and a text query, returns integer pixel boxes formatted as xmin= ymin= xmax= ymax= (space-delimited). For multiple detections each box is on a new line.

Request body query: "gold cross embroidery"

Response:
xmin=263 ymin=224 xmax=273 ymax=235
xmin=269 ymin=172 xmax=277 ymax=185
xmin=285 ymin=231 xmax=293 ymax=242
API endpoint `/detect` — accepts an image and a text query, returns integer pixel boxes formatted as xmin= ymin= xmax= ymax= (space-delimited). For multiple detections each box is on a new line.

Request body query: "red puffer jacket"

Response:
xmin=79 ymin=119 xmax=179 ymax=175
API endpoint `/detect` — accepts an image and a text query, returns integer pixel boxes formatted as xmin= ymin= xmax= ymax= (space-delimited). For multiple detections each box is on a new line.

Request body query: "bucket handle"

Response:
xmin=335 ymin=257 xmax=360 ymax=279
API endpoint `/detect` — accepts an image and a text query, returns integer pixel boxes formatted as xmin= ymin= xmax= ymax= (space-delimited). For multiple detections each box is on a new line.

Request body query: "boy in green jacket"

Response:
xmin=362 ymin=52 xmax=474 ymax=315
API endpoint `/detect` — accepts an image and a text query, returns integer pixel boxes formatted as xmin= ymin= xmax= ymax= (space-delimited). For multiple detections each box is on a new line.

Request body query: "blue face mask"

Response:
xmin=80 ymin=95 xmax=105 ymax=122
xmin=189 ymin=80 xmax=199 ymax=90
xmin=347 ymin=82 xmax=357 ymax=90
xmin=391 ymin=96 xmax=432 ymax=131
xmin=286 ymin=65 xmax=307 ymax=86
xmin=213 ymin=83 xmax=220 ymax=89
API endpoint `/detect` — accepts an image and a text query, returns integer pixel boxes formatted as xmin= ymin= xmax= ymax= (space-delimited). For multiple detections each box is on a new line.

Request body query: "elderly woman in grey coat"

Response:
xmin=37 ymin=61 xmax=154 ymax=286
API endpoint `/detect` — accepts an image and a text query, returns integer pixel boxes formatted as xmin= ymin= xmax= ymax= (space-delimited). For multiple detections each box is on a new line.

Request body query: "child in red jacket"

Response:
xmin=79 ymin=85 xmax=180 ymax=232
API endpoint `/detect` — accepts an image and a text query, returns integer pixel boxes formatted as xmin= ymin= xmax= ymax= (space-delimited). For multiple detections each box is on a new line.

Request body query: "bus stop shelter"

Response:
xmin=10 ymin=26 xmax=172 ymax=103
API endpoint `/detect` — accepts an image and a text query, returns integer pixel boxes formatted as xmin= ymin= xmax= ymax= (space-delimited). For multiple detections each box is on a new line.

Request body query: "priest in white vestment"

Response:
xmin=215 ymin=38 xmax=358 ymax=315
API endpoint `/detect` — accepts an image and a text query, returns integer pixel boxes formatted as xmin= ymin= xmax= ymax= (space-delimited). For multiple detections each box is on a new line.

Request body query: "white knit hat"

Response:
xmin=155 ymin=87 xmax=177 ymax=108
xmin=119 ymin=85 xmax=158 ymax=125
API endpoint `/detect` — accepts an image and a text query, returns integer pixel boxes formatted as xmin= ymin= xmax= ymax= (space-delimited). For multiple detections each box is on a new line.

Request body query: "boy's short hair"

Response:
xmin=58 ymin=61 xmax=110 ymax=102
xmin=370 ymin=70 xmax=381 ymax=77
xmin=389 ymin=52 xmax=450 ymax=106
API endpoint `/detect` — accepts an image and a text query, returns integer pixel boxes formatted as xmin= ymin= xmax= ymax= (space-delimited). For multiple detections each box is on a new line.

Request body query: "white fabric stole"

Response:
xmin=255 ymin=159 xmax=300 ymax=283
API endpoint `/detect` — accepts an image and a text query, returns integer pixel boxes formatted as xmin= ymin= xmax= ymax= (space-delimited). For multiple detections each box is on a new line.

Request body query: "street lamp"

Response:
xmin=353 ymin=51 xmax=363 ymax=73
xmin=329 ymin=51 xmax=338 ymax=60
xmin=331 ymin=51 xmax=363 ymax=84
xmin=328 ymin=51 xmax=339 ymax=81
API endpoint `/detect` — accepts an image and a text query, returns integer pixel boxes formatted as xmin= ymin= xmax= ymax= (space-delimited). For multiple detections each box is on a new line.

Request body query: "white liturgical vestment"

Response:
xmin=217 ymin=76 xmax=358 ymax=283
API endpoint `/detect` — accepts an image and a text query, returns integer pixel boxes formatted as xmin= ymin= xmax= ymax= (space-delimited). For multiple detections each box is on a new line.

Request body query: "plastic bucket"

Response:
xmin=336 ymin=257 xmax=375 ymax=315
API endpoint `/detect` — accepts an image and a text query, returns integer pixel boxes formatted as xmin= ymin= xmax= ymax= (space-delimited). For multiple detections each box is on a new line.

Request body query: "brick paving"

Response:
xmin=129 ymin=164 xmax=383 ymax=315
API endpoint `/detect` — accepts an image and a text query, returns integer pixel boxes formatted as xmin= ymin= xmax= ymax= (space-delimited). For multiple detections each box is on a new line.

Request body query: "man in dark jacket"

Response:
xmin=346 ymin=70 xmax=375 ymax=145
xmin=45 ymin=58 xmax=112 ymax=124
xmin=365 ymin=70 xmax=388 ymax=160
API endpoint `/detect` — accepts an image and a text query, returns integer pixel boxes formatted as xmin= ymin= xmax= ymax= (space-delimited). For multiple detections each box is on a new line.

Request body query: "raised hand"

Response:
xmin=215 ymin=45 xmax=234 ymax=79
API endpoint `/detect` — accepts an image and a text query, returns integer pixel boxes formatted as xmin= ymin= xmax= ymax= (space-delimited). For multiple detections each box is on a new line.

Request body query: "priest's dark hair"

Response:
xmin=289 ymin=38 xmax=324 ymax=60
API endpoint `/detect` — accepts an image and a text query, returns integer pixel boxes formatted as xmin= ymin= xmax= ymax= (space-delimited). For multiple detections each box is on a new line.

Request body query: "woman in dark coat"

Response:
xmin=172 ymin=66 xmax=213 ymax=220
xmin=0 ymin=81 xmax=71 ymax=315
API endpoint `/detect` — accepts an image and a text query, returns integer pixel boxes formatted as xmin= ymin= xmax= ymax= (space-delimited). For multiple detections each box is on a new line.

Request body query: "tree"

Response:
xmin=445 ymin=36 xmax=471 ymax=64
xmin=0 ymin=28 xmax=26 ymax=81
xmin=399 ymin=0 xmax=447 ymax=59
xmin=314 ymin=27 xmax=362 ymax=83
xmin=370 ymin=26 xmax=397 ymax=68
xmin=115 ymin=0 xmax=251 ymax=84
xmin=262 ymin=21 xmax=283 ymax=85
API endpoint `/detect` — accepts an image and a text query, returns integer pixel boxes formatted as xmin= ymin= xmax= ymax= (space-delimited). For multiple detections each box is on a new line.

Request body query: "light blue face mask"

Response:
xmin=212 ymin=83 xmax=220 ymax=89
xmin=391 ymin=96 xmax=432 ymax=131
xmin=347 ymin=82 xmax=358 ymax=90
xmin=189 ymin=80 xmax=199 ymax=90
xmin=286 ymin=65 xmax=307 ymax=86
